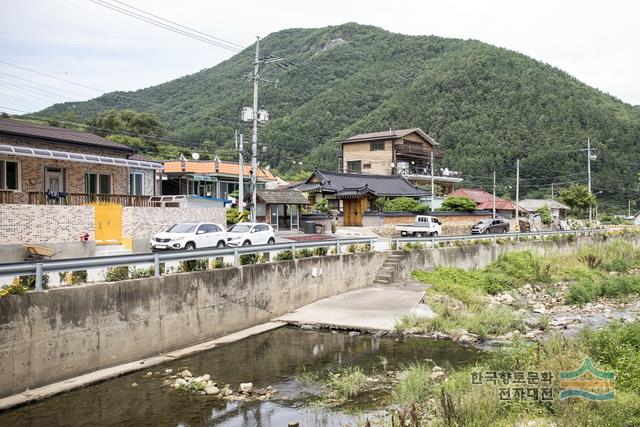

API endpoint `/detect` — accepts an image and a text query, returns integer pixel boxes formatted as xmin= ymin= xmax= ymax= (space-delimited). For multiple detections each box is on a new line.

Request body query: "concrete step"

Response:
xmin=373 ymin=278 xmax=391 ymax=284
xmin=376 ymin=273 xmax=394 ymax=280
xmin=380 ymin=265 xmax=396 ymax=271
xmin=382 ymin=262 xmax=399 ymax=269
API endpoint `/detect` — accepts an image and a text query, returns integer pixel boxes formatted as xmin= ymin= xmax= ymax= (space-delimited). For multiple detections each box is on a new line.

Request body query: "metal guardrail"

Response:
xmin=0 ymin=229 xmax=609 ymax=292
xmin=0 ymin=238 xmax=376 ymax=291
xmin=392 ymin=228 xmax=607 ymax=249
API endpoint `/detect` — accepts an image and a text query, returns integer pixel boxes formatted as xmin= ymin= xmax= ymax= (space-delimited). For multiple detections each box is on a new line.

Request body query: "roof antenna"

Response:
xmin=390 ymin=120 xmax=395 ymax=136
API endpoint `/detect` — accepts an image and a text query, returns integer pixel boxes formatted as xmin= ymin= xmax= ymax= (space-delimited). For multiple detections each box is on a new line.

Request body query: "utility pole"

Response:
xmin=551 ymin=182 xmax=554 ymax=201
xmin=587 ymin=137 xmax=593 ymax=223
xmin=492 ymin=171 xmax=496 ymax=219
xmin=430 ymin=150 xmax=435 ymax=211
xmin=250 ymin=37 xmax=260 ymax=222
xmin=236 ymin=131 xmax=244 ymax=212
xmin=241 ymin=36 xmax=293 ymax=222
xmin=630 ymin=200 xmax=632 ymax=218
xmin=515 ymin=159 xmax=520 ymax=228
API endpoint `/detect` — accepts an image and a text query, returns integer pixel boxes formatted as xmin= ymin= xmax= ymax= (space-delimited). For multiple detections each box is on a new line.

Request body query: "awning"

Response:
xmin=187 ymin=174 xmax=216 ymax=182
xmin=0 ymin=143 xmax=162 ymax=170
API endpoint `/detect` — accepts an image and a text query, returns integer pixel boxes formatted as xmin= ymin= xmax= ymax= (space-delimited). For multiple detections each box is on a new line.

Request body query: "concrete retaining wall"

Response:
xmin=0 ymin=234 xmax=636 ymax=398
xmin=0 ymin=251 xmax=385 ymax=397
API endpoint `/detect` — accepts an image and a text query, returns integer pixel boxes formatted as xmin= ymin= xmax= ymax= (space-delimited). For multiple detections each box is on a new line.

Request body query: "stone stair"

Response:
xmin=373 ymin=251 xmax=405 ymax=285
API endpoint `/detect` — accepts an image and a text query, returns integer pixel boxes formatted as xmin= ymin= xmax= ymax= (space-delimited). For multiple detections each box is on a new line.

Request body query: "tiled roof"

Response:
xmin=448 ymin=188 xmax=498 ymax=204
xmin=0 ymin=118 xmax=134 ymax=152
xmin=340 ymin=128 xmax=439 ymax=146
xmin=255 ymin=189 xmax=309 ymax=204
xmin=163 ymin=160 xmax=276 ymax=180
xmin=305 ymin=170 xmax=428 ymax=197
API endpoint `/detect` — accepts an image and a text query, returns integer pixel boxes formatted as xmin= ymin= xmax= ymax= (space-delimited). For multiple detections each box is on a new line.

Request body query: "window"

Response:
xmin=370 ymin=141 xmax=385 ymax=151
xmin=129 ymin=172 xmax=144 ymax=195
xmin=346 ymin=160 xmax=362 ymax=173
xmin=0 ymin=160 xmax=19 ymax=190
xmin=85 ymin=173 xmax=112 ymax=194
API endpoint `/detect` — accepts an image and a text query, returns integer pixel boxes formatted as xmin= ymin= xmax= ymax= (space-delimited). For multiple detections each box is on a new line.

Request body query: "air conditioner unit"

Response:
xmin=241 ymin=107 xmax=254 ymax=122
xmin=257 ymin=110 xmax=269 ymax=123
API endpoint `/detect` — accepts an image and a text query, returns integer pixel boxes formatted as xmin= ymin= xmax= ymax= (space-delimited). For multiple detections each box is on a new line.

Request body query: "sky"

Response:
xmin=1 ymin=0 xmax=639 ymax=114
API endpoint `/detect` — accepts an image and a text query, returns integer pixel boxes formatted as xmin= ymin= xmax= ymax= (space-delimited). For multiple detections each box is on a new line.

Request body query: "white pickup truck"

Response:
xmin=395 ymin=215 xmax=443 ymax=237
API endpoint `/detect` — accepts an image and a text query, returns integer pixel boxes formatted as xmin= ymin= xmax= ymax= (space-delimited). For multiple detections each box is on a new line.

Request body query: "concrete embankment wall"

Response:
xmin=0 ymin=252 xmax=386 ymax=397
xmin=0 ymin=234 xmax=637 ymax=398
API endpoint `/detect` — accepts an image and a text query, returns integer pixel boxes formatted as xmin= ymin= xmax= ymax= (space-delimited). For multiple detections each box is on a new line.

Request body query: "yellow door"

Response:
xmin=93 ymin=203 xmax=122 ymax=245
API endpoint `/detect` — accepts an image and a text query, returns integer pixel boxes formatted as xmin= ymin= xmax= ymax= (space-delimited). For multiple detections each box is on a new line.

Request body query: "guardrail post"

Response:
xmin=431 ymin=236 xmax=435 ymax=248
xmin=538 ymin=231 xmax=542 ymax=240
xmin=154 ymin=253 xmax=161 ymax=278
xmin=336 ymin=240 xmax=341 ymax=254
xmin=35 ymin=263 xmax=43 ymax=291
xmin=233 ymin=247 xmax=239 ymax=267
xmin=291 ymin=243 xmax=296 ymax=259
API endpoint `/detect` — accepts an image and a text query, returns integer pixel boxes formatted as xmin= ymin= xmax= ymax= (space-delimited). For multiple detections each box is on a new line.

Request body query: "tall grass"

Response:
xmin=393 ymin=363 xmax=433 ymax=406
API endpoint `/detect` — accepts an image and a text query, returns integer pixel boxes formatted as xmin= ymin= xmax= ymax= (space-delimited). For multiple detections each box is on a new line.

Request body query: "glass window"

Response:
xmin=0 ymin=160 xmax=19 ymax=190
xmin=85 ymin=173 xmax=111 ymax=194
xmin=346 ymin=160 xmax=362 ymax=173
xmin=370 ymin=142 xmax=384 ymax=151
xmin=167 ymin=223 xmax=197 ymax=233
xmin=229 ymin=224 xmax=252 ymax=233
xmin=98 ymin=174 xmax=111 ymax=194
xmin=129 ymin=173 xmax=143 ymax=195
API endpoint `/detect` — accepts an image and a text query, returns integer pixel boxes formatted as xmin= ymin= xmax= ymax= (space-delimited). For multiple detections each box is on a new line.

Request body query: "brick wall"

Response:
xmin=0 ymin=134 xmax=155 ymax=198
xmin=0 ymin=204 xmax=95 ymax=244
xmin=122 ymin=207 xmax=226 ymax=239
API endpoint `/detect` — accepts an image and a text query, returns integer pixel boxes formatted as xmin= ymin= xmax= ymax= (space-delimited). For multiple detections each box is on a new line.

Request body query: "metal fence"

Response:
xmin=0 ymin=229 xmax=608 ymax=291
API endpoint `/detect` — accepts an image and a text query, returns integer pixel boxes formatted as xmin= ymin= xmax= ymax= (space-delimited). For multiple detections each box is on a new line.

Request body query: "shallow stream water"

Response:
xmin=1 ymin=327 xmax=482 ymax=427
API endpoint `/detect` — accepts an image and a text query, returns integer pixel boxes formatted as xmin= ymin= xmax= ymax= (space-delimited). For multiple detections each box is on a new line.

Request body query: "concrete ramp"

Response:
xmin=276 ymin=283 xmax=426 ymax=331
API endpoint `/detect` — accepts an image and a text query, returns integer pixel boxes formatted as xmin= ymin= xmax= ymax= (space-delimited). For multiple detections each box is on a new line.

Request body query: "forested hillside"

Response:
xmin=38 ymin=23 xmax=640 ymax=209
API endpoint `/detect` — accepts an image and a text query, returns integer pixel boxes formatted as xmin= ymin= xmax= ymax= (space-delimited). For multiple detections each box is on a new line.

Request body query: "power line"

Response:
xmin=0 ymin=72 xmax=91 ymax=99
xmin=109 ymin=0 xmax=245 ymax=49
xmin=87 ymin=0 xmax=243 ymax=52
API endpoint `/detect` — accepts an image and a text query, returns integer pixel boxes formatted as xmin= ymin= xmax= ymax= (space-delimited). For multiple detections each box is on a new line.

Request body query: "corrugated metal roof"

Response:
xmin=449 ymin=188 xmax=526 ymax=212
xmin=306 ymin=170 xmax=428 ymax=197
xmin=0 ymin=118 xmax=135 ymax=152
xmin=163 ymin=160 xmax=276 ymax=180
xmin=255 ymin=190 xmax=309 ymax=204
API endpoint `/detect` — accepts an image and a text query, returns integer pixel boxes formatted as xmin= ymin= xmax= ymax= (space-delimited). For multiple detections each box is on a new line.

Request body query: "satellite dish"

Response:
xmin=191 ymin=152 xmax=200 ymax=160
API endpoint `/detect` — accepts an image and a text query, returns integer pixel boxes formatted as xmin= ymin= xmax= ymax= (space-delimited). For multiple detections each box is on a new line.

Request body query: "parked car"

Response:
xmin=395 ymin=215 xmax=442 ymax=237
xmin=150 ymin=222 xmax=227 ymax=250
xmin=471 ymin=218 xmax=510 ymax=234
xmin=227 ymin=222 xmax=276 ymax=246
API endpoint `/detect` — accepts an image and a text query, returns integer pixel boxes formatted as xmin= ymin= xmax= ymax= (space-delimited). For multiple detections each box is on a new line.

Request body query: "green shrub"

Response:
xmin=0 ymin=282 xmax=28 ymax=298
xmin=18 ymin=274 xmax=50 ymax=290
xmin=402 ymin=242 xmax=425 ymax=251
xmin=393 ymin=363 xmax=433 ymax=405
xmin=240 ymin=253 xmax=260 ymax=265
xmin=314 ymin=198 xmax=332 ymax=214
xmin=105 ymin=266 xmax=129 ymax=282
xmin=599 ymin=275 xmax=640 ymax=298
xmin=383 ymin=197 xmax=426 ymax=213
xmin=226 ymin=207 xmax=249 ymax=225
xmin=129 ymin=266 xmax=154 ymax=279
xmin=295 ymin=248 xmax=314 ymax=258
xmin=212 ymin=258 xmax=228 ymax=268
xmin=536 ymin=205 xmax=554 ymax=225
xmin=326 ymin=367 xmax=369 ymax=400
xmin=564 ymin=280 xmax=600 ymax=305
xmin=442 ymin=196 xmax=476 ymax=211
xmin=275 ymin=250 xmax=293 ymax=261
xmin=177 ymin=258 xmax=208 ymax=272
xmin=464 ymin=306 xmax=525 ymax=338
xmin=313 ymin=247 xmax=329 ymax=256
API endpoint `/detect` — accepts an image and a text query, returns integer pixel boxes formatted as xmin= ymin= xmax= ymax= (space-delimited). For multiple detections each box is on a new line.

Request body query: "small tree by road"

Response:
xmin=442 ymin=196 xmax=476 ymax=211
xmin=560 ymin=184 xmax=596 ymax=217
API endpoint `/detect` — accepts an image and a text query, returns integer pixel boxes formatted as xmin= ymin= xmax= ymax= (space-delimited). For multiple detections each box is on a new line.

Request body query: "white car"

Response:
xmin=150 ymin=222 xmax=227 ymax=251
xmin=227 ymin=222 xmax=276 ymax=246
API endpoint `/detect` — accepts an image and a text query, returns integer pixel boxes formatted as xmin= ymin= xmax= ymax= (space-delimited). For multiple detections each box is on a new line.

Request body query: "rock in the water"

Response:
xmin=179 ymin=369 xmax=192 ymax=378
xmin=457 ymin=334 xmax=478 ymax=344
xmin=131 ymin=383 xmax=138 ymax=387
xmin=174 ymin=378 xmax=187 ymax=389
xmin=201 ymin=374 xmax=211 ymax=381
xmin=145 ymin=372 xmax=153 ymax=377
xmin=239 ymin=382 xmax=253 ymax=394
xmin=205 ymin=386 xmax=220 ymax=395
xmin=164 ymin=369 xmax=173 ymax=374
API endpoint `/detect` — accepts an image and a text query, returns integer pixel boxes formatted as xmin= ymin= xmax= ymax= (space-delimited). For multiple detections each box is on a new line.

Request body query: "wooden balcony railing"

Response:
xmin=0 ymin=190 xmax=15 ymax=204
xmin=22 ymin=192 xmax=153 ymax=207
xmin=395 ymin=144 xmax=445 ymax=158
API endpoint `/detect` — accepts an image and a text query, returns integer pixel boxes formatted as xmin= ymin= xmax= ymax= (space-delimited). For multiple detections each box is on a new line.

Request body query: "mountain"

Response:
xmin=39 ymin=23 xmax=640 ymax=209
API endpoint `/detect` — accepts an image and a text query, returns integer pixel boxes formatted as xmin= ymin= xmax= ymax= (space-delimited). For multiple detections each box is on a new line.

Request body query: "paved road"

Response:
xmin=276 ymin=282 xmax=428 ymax=331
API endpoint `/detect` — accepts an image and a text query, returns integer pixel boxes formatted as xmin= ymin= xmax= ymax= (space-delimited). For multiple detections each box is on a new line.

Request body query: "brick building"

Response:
xmin=0 ymin=118 xmax=162 ymax=205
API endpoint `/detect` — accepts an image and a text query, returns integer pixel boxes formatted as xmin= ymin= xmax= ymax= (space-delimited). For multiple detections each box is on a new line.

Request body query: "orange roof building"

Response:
xmin=161 ymin=159 xmax=276 ymax=199
xmin=447 ymin=188 xmax=526 ymax=217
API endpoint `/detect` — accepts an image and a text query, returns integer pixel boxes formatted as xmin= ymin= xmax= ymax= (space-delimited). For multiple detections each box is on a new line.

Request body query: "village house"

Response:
xmin=519 ymin=199 xmax=570 ymax=220
xmin=338 ymin=128 xmax=463 ymax=206
xmin=0 ymin=118 xmax=161 ymax=206
xmin=296 ymin=169 xmax=428 ymax=226
xmin=447 ymin=188 xmax=526 ymax=218
xmin=161 ymin=158 xmax=276 ymax=200
xmin=253 ymin=189 xmax=310 ymax=231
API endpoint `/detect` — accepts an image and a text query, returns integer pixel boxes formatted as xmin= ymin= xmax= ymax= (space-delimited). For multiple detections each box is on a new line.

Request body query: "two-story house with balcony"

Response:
xmin=339 ymin=128 xmax=463 ymax=207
